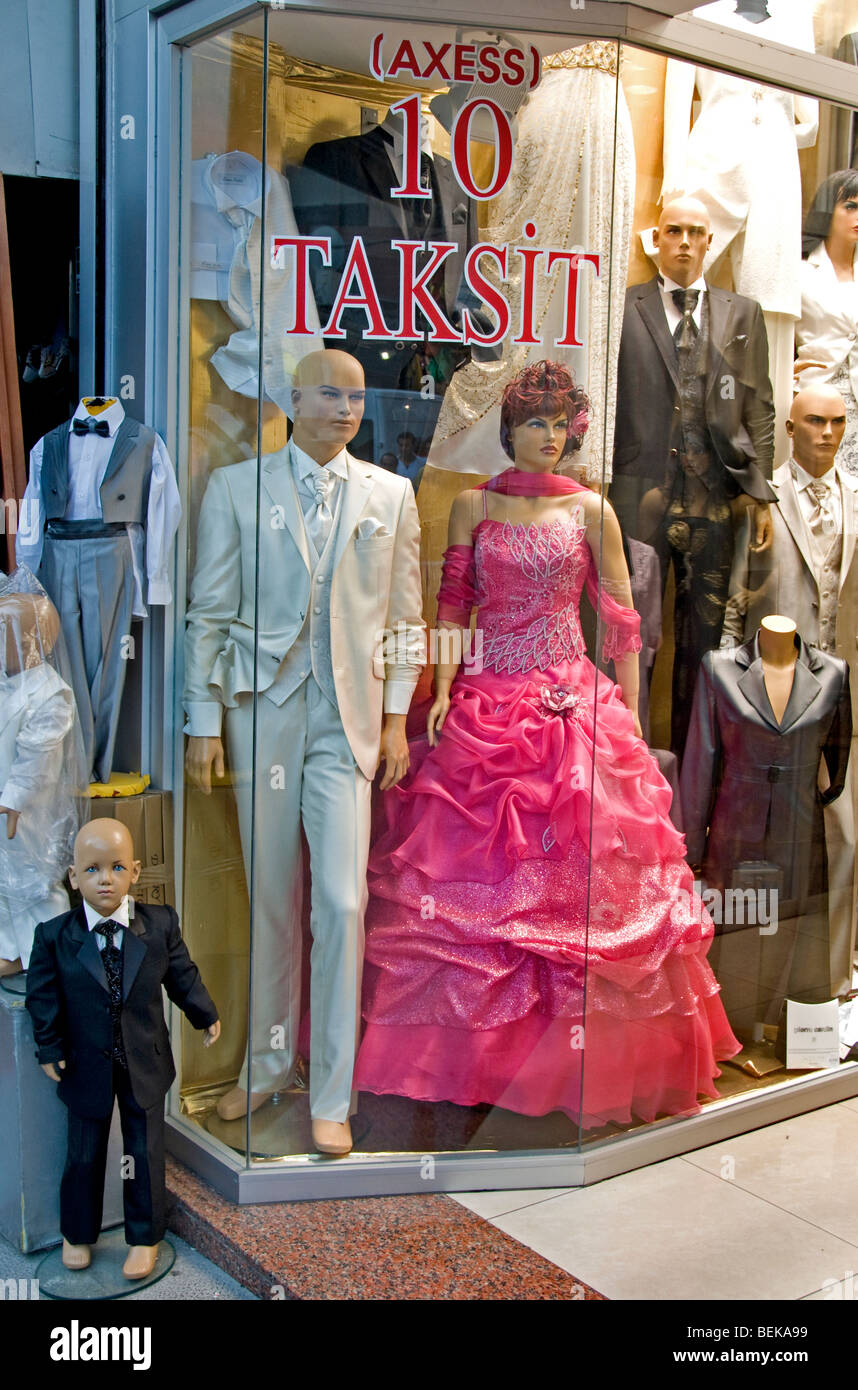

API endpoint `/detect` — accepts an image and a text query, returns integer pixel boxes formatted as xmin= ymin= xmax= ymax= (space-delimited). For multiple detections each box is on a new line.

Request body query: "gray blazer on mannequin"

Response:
xmin=681 ymin=636 xmax=851 ymax=919
xmin=722 ymin=463 xmax=858 ymax=996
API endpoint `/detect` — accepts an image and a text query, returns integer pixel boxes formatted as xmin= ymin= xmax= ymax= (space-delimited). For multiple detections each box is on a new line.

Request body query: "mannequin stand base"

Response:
xmin=37 ymin=1229 xmax=175 ymax=1300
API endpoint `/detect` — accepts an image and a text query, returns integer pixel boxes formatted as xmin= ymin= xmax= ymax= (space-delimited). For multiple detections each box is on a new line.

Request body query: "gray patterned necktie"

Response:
xmin=807 ymin=477 xmax=837 ymax=537
xmin=671 ymin=288 xmax=700 ymax=350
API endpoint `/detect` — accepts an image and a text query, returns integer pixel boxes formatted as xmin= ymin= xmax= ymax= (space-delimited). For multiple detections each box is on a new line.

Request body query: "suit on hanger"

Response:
xmin=26 ymin=901 xmax=217 ymax=1246
xmin=289 ymin=126 xmax=477 ymax=389
xmin=15 ymin=400 xmax=181 ymax=782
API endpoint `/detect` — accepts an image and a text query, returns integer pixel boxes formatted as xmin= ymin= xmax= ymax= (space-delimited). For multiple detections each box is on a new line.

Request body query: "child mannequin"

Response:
xmin=0 ymin=571 xmax=86 ymax=976
xmin=26 ymin=819 xmax=219 ymax=1280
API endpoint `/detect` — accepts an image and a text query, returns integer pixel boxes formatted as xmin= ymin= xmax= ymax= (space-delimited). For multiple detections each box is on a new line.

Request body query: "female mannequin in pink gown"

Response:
xmin=355 ymin=362 xmax=739 ymax=1129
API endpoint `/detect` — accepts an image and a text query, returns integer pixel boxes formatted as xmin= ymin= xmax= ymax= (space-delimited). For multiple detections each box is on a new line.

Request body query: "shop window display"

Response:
xmin=162 ymin=3 xmax=858 ymax=1182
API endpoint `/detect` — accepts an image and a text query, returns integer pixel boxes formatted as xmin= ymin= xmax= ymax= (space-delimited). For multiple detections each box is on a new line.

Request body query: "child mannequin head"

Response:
xmin=69 ymin=819 xmax=141 ymax=917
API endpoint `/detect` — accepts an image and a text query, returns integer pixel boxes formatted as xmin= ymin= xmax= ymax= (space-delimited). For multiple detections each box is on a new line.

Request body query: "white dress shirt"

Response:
xmin=16 ymin=399 xmax=181 ymax=618
xmin=83 ymin=893 xmax=131 ymax=950
xmin=658 ymin=272 xmax=707 ymax=337
xmin=192 ymin=152 xmax=323 ymax=414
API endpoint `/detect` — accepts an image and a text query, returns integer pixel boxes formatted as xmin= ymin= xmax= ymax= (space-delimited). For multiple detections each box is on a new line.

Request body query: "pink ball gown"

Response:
xmin=355 ymin=475 xmax=740 ymax=1129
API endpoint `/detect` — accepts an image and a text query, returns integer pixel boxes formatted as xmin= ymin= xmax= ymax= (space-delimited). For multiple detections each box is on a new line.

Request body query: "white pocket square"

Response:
xmin=357 ymin=517 xmax=389 ymax=539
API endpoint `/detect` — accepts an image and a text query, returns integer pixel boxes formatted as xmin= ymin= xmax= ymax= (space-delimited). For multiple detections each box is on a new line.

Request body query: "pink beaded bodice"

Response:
xmin=475 ymin=518 xmax=589 ymax=674
xmin=436 ymin=513 xmax=642 ymax=673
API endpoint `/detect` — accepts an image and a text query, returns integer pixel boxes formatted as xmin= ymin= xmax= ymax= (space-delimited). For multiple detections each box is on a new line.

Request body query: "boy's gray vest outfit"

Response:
xmin=35 ymin=417 xmax=157 ymax=782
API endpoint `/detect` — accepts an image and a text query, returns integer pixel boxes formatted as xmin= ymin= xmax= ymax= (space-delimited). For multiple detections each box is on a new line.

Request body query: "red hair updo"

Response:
xmin=499 ymin=360 xmax=591 ymax=461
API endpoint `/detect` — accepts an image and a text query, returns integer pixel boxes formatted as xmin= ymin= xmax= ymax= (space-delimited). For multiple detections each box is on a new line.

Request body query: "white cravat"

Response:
xmin=308 ymin=467 xmax=335 ymax=552
xmin=290 ymin=442 xmax=348 ymax=559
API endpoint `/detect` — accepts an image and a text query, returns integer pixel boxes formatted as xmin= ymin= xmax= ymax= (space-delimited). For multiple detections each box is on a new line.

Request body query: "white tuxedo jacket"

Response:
xmin=184 ymin=447 xmax=425 ymax=779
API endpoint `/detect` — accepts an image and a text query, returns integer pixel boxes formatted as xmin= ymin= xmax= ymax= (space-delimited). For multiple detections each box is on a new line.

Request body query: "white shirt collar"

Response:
xmin=659 ymin=272 xmax=707 ymax=298
xmin=790 ymin=454 xmax=838 ymax=492
xmin=84 ymin=894 xmax=131 ymax=932
xmin=71 ymin=399 xmax=125 ymax=438
xmin=205 ymin=151 xmax=265 ymax=219
xmin=290 ymin=440 xmax=349 ymax=483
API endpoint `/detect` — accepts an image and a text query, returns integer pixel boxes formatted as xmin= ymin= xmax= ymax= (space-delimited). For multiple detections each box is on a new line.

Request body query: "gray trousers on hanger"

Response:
xmin=38 ymin=530 xmax=136 ymax=783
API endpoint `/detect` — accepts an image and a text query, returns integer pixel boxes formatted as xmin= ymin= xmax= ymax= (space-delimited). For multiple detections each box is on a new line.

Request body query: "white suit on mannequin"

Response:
xmin=662 ymin=0 xmax=818 ymax=467
xmin=184 ymin=351 xmax=425 ymax=1155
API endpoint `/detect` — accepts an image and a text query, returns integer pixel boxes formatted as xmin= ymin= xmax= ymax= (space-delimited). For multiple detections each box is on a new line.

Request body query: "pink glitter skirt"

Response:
xmin=355 ymin=659 xmax=740 ymax=1129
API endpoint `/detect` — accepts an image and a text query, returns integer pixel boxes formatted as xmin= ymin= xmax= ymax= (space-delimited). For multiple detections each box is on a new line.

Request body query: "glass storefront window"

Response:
xmin=164 ymin=0 xmax=858 ymax=1191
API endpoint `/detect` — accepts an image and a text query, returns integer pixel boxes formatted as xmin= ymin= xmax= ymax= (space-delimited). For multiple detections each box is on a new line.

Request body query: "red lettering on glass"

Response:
xmin=450 ymin=100 xmax=513 ymax=200
xmin=321 ymin=237 xmax=390 ymax=339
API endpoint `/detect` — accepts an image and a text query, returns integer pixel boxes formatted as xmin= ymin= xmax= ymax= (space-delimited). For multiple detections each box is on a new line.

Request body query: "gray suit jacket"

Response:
xmin=723 ymin=462 xmax=858 ymax=725
xmin=680 ymin=636 xmax=851 ymax=910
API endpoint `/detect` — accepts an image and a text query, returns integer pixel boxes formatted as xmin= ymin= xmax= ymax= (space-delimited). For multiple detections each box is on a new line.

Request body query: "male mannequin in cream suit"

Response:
xmin=184 ymin=350 xmax=425 ymax=1154
xmin=723 ymin=386 xmax=858 ymax=998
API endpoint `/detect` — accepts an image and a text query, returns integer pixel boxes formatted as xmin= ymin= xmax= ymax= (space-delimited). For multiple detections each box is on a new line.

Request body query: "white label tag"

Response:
xmin=785 ymin=998 xmax=840 ymax=1070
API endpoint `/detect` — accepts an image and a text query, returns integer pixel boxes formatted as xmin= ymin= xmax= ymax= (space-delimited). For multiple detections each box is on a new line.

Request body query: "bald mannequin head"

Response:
xmin=787 ymin=386 xmax=847 ymax=477
xmin=69 ymin=818 xmax=141 ymax=916
xmin=290 ymin=350 xmax=366 ymax=464
xmin=654 ymin=196 xmax=713 ymax=288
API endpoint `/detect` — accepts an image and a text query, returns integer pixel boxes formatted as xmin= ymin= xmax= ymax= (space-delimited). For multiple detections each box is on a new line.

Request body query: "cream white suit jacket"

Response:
xmin=183 ymin=447 xmax=425 ymax=780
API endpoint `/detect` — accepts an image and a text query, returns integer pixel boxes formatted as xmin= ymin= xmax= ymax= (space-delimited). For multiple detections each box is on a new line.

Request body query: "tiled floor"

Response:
xmin=450 ymin=1097 xmax=858 ymax=1301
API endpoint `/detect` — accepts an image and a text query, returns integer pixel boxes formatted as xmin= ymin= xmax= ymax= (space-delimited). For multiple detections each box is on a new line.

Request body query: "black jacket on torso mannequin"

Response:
xmin=289 ymin=125 xmax=478 ymax=389
xmin=680 ymin=634 xmax=851 ymax=911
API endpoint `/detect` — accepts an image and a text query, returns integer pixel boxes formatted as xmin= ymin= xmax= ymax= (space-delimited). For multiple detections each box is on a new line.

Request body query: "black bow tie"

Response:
xmin=73 ymin=417 xmax=110 ymax=437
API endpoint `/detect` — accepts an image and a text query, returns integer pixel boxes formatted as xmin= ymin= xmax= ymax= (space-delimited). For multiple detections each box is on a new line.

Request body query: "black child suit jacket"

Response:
xmin=26 ymin=903 xmax=218 ymax=1119
xmin=610 ymin=277 xmax=776 ymax=543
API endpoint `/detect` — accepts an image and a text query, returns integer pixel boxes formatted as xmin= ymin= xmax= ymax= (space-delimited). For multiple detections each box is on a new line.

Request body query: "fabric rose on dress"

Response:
xmin=538 ymin=684 xmax=582 ymax=718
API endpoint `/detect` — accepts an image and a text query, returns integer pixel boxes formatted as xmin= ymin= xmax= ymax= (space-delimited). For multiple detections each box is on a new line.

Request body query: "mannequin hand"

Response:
xmin=378 ymin=715 xmax=409 ymax=790
xmin=427 ymin=692 xmax=451 ymax=747
xmin=202 ymin=1021 xmax=221 ymax=1048
xmin=0 ymin=807 xmax=19 ymax=839
xmin=41 ymin=1060 xmax=66 ymax=1082
xmin=185 ymin=737 xmax=225 ymax=795
xmin=750 ymin=503 xmax=772 ymax=554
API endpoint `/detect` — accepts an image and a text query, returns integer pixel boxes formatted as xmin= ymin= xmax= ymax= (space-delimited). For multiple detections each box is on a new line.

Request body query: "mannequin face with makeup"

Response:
xmin=787 ymin=387 xmax=847 ymax=477
xmin=510 ymin=413 xmax=570 ymax=472
xmin=654 ymin=197 xmax=713 ymax=288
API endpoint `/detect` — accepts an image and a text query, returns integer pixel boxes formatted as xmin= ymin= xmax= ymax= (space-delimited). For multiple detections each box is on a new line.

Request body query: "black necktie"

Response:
xmin=96 ymin=919 xmax=127 ymax=1066
xmin=73 ymin=417 xmax=110 ymax=437
xmin=671 ymin=288 xmax=700 ymax=350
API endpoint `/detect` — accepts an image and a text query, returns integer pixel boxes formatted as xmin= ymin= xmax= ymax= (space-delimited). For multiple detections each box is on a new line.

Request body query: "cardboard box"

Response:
xmin=90 ymin=790 xmax=174 ymax=875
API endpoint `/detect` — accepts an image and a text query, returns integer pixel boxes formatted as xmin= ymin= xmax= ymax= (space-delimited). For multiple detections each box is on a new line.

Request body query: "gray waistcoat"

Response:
xmin=40 ymin=416 xmax=157 ymax=523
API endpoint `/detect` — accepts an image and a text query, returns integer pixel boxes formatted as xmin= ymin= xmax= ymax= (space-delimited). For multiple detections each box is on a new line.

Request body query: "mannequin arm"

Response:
xmin=429 ymin=490 xmax=479 ymax=745
xmin=585 ymin=498 xmax=641 ymax=732
xmin=184 ymin=736 xmax=225 ymax=795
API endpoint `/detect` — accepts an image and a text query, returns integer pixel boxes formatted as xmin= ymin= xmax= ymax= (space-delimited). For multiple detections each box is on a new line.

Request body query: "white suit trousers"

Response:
xmin=225 ymin=676 xmax=372 ymax=1122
